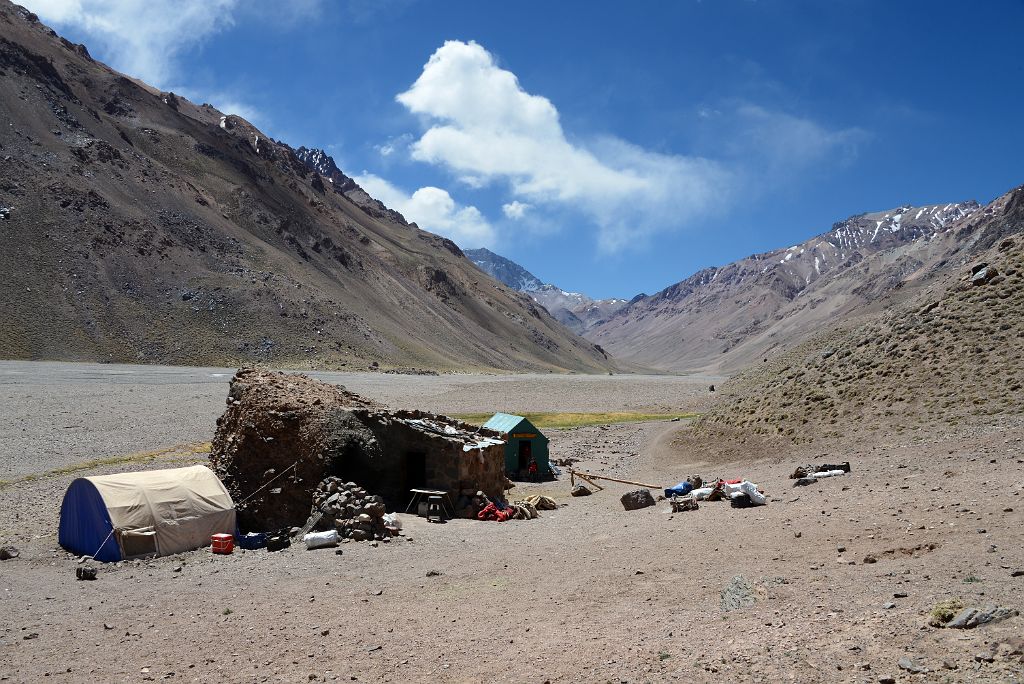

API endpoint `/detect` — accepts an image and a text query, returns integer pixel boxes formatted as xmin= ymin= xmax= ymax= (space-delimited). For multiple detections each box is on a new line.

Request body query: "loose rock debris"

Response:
xmin=945 ymin=605 xmax=1020 ymax=629
xmin=720 ymin=575 xmax=757 ymax=611
xmin=75 ymin=565 xmax=97 ymax=580
xmin=570 ymin=484 xmax=592 ymax=497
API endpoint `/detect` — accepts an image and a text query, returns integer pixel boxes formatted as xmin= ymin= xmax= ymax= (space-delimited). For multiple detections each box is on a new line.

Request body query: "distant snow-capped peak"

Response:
xmin=295 ymin=147 xmax=340 ymax=178
xmin=465 ymin=247 xmax=545 ymax=292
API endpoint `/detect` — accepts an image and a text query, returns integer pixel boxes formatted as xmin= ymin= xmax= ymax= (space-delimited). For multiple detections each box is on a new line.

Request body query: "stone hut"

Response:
xmin=209 ymin=368 xmax=506 ymax=531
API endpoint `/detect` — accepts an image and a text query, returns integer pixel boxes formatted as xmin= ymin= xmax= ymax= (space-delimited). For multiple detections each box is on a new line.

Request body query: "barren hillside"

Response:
xmin=589 ymin=192 xmax=1018 ymax=374
xmin=0 ymin=2 xmax=610 ymax=373
xmin=702 ymin=186 xmax=1024 ymax=441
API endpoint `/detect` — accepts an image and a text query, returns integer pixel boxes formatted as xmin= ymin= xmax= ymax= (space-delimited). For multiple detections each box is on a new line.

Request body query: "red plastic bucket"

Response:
xmin=211 ymin=533 xmax=234 ymax=555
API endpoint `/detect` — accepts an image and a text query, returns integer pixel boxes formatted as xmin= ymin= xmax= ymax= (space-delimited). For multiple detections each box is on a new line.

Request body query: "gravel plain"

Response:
xmin=1 ymin=363 xmax=1022 ymax=683
xmin=0 ymin=361 xmax=719 ymax=478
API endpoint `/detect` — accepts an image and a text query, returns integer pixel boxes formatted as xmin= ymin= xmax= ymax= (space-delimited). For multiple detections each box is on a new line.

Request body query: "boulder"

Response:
xmin=570 ymin=484 xmax=592 ymax=497
xmin=620 ymin=488 xmax=656 ymax=511
xmin=946 ymin=605 xmax=1019 ymax=629
xmin=971 ymin=265 xmax=999 ymax=286
xmin=211 ymin=368 xmax=507 ymax=531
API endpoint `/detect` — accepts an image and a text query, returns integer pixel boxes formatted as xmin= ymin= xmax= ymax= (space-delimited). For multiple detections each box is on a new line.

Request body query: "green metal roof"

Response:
xmin=482 ymin=412 xmax=526 ymax=433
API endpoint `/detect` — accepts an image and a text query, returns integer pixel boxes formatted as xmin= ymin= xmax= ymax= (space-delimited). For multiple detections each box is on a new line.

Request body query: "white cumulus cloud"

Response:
xmin=355 ymin=174 xmax=496 ymax=248
xmin=24 ymin=0 xmax=238 ymax=89
xmin=502 ymin=201 xmax=531 ymax=220
xmin=396 ymin=40 xmax=731 ymax=251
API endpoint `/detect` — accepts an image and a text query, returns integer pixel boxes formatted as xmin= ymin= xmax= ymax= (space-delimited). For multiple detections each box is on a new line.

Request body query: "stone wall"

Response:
xmin=209 ymin=368 xmax=506 ymax=530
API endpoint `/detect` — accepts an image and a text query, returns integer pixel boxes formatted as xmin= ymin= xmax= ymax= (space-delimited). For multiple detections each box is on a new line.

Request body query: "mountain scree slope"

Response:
xmin=0 ymin=2 xmax=610 ymax=373
xmin=590 ymin=195 xmax=1019 ymax=374
xmin=702 ymin=185 xmax=1024 ymax=441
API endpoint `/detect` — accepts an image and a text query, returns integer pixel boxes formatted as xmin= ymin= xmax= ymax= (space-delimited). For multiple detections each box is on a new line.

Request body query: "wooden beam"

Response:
xmin=568 ymin=469 xmax=660 ymax=490
xmin=573 ymin=473 xmax=602 ymax=489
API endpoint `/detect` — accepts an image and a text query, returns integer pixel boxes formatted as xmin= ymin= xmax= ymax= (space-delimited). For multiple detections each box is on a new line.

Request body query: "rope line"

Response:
xmin=90 ymin=527 xmax=116 ymax=560
xmin=236 ymin=461 xmax=299 ymax=506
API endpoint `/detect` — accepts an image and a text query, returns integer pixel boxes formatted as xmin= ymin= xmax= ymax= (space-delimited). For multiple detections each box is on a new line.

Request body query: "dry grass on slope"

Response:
xmin=702 ymin=238 xmax=1024 ymax=442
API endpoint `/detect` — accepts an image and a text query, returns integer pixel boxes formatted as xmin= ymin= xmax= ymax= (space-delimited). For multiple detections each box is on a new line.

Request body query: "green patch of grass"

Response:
xmin=454 ymin=411 xmax=700 ymax=429
xmin=0 ymin=442 xmax=211 ymax=489
xmin=658 ymin=651 xmax=671 ymax=661
xmin=928 ymin=598 xmax=965 ymax=627
xmin=962 ymin=575 xmax=983 ymax=584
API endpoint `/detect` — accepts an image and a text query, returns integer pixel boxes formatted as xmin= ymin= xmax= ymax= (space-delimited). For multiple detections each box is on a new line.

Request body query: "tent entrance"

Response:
xmin=517 ymin=441 xmax=532 ymax=471
xmin=119 ymin=527 xmax=158 ymax=560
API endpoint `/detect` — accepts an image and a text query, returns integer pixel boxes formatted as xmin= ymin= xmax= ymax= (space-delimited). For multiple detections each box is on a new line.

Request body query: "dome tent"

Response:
xmin=59 ymin=465 xmax=236 ymax=562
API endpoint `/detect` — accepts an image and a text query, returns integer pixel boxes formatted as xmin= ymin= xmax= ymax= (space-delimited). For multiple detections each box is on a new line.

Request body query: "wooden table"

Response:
xmin=404 ymin=488 xmax=455 ymax=518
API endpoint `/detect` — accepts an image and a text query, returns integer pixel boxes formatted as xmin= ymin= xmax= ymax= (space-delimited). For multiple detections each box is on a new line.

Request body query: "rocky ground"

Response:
xmin=1 ymin=366 xmax=1022 ymax=683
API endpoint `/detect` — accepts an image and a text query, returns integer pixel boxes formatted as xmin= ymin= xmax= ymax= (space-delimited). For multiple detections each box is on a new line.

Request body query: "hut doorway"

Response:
xmin=517 ymin=440 xmax=532 ymax=472
xmin=403 ymin=451 xmax=426 ymax=492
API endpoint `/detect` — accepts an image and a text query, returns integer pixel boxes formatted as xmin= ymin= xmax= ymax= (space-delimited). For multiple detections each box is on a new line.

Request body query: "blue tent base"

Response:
xmin=58 ymin=479 xmax=121 ymax=562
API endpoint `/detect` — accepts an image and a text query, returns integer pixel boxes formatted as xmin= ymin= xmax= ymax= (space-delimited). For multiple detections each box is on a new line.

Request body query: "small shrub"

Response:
xmin=928 ymin=598 xmax=965 ymax=627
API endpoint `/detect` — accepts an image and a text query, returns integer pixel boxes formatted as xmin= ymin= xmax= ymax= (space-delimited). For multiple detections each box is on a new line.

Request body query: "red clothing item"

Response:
xmin=476 ymin=502 xmax=513 ymax=522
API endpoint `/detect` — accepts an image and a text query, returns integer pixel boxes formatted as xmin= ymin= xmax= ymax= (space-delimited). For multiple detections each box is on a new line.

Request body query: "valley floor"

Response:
xmin=1 ymin=364 xmax=1022 ymax=682
xmin=0 ymin=361 xmax=720 ymax=478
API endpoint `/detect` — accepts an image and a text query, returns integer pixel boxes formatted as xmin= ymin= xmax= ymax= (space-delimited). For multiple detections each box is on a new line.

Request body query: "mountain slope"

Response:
xmin=466 ymin=247 xmax=628 ymax=334
xmin=0 ymin=2 xmax=611 ymax=372
xmin=465 ymin=247 xmax=545 ymax=292
xmin=588 ymin=197 xmax=1009 ymax=373
xmin=529 ymin=286 xmax=629 ymax=335
xmin=702 ymin=185 xmax=1024 ymax=441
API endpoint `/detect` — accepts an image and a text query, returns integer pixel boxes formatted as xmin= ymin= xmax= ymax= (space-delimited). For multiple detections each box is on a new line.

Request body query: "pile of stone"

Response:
xmin=310 ymin=477 xmax=397 ymax=542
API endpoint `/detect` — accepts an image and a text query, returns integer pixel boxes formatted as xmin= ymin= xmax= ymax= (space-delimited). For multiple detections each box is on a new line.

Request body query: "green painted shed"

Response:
xmin=482 ymin=413 xmax=550 ymax=479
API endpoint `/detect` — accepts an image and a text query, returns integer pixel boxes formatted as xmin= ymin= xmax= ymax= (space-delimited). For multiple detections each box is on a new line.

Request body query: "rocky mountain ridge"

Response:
xmin=465 ymin=247 xmax=544 ymax=292
xmin=702 ymin=184 xmax=1024 ymax=440
xmin=466 ymin=247 xmax=629 ymax=334
xmin=0 ymin=1 xmax=611 ymax=373
xmin=587 ymin=194 xmax=1010 ymax=373
xmin=531 ymin=285 xmax=630 ymax=335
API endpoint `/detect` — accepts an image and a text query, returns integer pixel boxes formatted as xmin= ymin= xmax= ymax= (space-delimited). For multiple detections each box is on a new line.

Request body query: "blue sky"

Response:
xmin=27 ymin=0 xmax=1024 ymax=299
